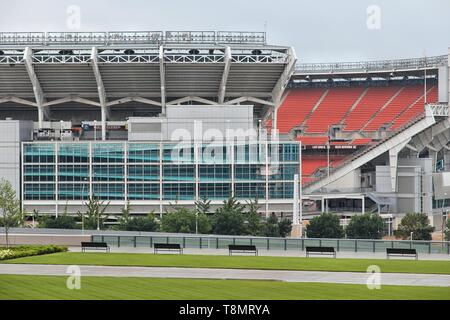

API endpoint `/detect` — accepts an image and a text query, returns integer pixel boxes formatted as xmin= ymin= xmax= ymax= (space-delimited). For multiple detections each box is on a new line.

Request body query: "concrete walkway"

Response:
xmin=68 ymin=246 xmax=450 ymax=261
xmin=1 ymin=264 xmax=449 ymax=287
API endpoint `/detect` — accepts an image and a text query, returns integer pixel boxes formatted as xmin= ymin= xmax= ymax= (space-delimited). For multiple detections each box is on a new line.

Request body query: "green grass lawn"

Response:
xmin=4 ymin=252 xmax=450 ymax=274
xmin=0 ymin=275 xmax=448 ymax=300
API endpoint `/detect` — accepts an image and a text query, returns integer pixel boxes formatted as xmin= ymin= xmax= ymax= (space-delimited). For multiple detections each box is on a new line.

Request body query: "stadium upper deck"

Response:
xmin=0 ymin=31 xmax=297 ymax=140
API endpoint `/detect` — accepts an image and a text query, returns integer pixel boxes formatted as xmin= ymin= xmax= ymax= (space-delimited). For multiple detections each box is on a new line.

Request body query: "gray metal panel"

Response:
xmin=438 ymin=65 xmax=448 ymax=103
xmin=0 ymin=65 xmax=34 ymax=97
xmin=99 ymin=64 xmax=161 ymax=97
xmin=33 ymin=64 xmax=98 ymax=97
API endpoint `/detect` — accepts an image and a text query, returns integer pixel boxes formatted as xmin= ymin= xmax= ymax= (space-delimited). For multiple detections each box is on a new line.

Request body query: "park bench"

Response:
xmin=306 ymin=246 xmax=336 ymax=258
xmin=228 ymin=244 xmax=258 ymax=256
xmin=81 ymin=241 xmax=110 ymax=253
xmin=153 ymin=243 xmax=183 ymax=254
xmin=386 ymin=248 xmax=418 ymax=260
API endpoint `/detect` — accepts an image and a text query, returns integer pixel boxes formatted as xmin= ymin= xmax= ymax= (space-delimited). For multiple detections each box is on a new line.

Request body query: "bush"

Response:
xmin=345 ymin=213 xmax=385 ymax=239
xmin=161 ymin=207 xmax=212 ymax=234
xmin=394 ymin=213 xmax=434 ymax=240
xmin=38 ymin=215 xmax=77 ymax=229
xmin=0 ymin=245 xmax=67 ymax=261
xmin=306 ymin=213 xmax=344 ymax=239
xmin=120 ymin=214 xmax=160 ymax=232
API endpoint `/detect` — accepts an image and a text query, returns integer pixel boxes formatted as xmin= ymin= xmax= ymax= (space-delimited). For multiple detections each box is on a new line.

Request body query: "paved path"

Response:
xmin=1 ymin=264 xmax=449 ymax=287
xmin=68 ymin=247 xmax=450 ymax=261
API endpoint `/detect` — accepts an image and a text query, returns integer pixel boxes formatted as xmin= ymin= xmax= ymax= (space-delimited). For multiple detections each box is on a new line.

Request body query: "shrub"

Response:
xmin=38 ymin=215 xmax=77 ymax=229
xmin=161 ymin=207 xmax=212 ymax=234
xmin=306 ymin=213 xmax=344 ymax=239
xmin=120 ymin=214 xmax=160 ymax=232
xmin=0 ymin=245 xmax=67 ymax=261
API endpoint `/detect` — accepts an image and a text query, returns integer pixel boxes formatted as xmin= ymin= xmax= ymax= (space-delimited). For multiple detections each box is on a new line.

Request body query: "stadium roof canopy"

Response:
xmin=0 ymin=31 xmax=297 ymax=128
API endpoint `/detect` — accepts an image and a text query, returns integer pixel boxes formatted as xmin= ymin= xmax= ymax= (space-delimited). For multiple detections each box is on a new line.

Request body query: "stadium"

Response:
xmin=0 ymin=31 xmax=449 ymax=237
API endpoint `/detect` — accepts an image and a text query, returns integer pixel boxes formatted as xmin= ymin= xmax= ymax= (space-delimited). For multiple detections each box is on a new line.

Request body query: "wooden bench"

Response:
xmin=153 ymin=243 xmax=183 ymax=254
xmin=306 ymin=246 xmax=336 ymax=258
xmin=228 ymin=244 xmax=258 ymax=256
xmin=81 ymin=242 xmax=110 ymax=253
xmin=386 ymin=248 xmax=418 ymax=260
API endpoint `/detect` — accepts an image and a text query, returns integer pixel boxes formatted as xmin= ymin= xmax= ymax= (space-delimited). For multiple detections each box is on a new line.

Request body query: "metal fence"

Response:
xmin=92 ymin=234 xmax=450 ymax=254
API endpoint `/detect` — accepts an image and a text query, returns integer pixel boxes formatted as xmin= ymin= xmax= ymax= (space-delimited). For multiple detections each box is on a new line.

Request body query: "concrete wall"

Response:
xmin=128 ymin=105 xmax=255 ymax=142
xmin=0 ymin=120 xmax=33 ymax=196
xmin=0 ymin=234 xmax=91 ymax=246
xmin=438 ymin=65 xmax=449 ymax=103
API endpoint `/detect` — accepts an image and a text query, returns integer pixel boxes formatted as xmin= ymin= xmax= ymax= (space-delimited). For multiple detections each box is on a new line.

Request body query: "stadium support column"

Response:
xmin=388 ymin=139 xmax=410 ymax=192
xmin=24 ymin=47 xmax=48 ymax=128
xmin=90 ymin=47 xmax=109 ymax=141
xmin=218 ymin=46 xmax=231 ymax=104
xmin=159 ymin=46 xmax=166 ymax=116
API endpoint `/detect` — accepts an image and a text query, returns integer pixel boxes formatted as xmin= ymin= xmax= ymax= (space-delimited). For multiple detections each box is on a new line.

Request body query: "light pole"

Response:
xmin=327 ymin=126 xmax=330 ymax=178
xmin=93 ymin=120 xmax=97 ymax=141
xmin=60 ymin=120 xmax=64 ymax=141
xmin=81 ymin=177 xmax=87 ymax=235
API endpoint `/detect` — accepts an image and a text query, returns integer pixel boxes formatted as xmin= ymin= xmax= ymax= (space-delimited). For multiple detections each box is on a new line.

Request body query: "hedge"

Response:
xmin=0 ymin=245 xmax=68 ymax=261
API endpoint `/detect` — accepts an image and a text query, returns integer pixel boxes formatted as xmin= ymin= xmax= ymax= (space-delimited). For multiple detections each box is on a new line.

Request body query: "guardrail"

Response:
xmin=92 ymin=234 xmax=450 ymax=254
xmin=296 ymin=55 xmax=448 ymax=73
xmin=0 ymin=31 xmax=266 ymax=46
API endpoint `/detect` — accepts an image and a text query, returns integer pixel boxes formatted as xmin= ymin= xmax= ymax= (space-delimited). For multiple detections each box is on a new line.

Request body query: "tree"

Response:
xmin=161 ymin=206 xmax=211 ymax=234
xmin=195 ymin=196 xmax=211 ymax=216
xmin=278 ymin=218 xmax=293 ymax=237
xmin=0 ymin=179 xmax=22 ymax=247
xmin=345 ymin=213 xmax=385 ymax=239
xmin=212 ymin=197 xmax=246 ymax=235
xmin=245 ymin=199 xmax=263 ymax=236
xmin=306 ymin=213 xmax=344 ymax=239
xmin=261 ymin=214 xmax=293 ymax=238
xmin=445 ymin=219 xmax=450 ymax=241
xmin=262 ymin=215 xmax=280 ymax=237
xmin=116 ymin=201 xmax=132 ymax=229
xmin=77 ymin=197 xmax=110 ymax=230
xmin=394 ymin=213 xmax=434 ymax=240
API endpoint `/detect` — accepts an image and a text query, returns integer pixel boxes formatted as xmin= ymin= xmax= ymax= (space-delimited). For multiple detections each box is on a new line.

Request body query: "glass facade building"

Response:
xmin=22 ymin=141 xmax=301 ymax=214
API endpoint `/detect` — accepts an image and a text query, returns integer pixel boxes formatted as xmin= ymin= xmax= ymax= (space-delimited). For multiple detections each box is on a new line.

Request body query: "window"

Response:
xmin=128 ymin=144 xmax=159 ymax=163
xmin=24 ymin=165 xmax=55 ymax=182
xmin=128 ymin=184 xmax=160 ymax=200
xmin=59 ymin=144 xmax=89 ymax=163
xmin=128 ymin=165 xmax=159 ymax=181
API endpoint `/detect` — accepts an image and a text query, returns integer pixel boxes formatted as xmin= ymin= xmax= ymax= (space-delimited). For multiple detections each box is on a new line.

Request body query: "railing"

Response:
xmin=0 ymin=31 xmax=267 ymax=47
xmin=428 ymin=103 xmax=449 ymax=117
xmin=305 ymin=111 xmax=431 ymax=191
xmin=296 ymin=55 xmax=448 ymax=74
xmin=92 ymin=234 xmax=450 ymax=254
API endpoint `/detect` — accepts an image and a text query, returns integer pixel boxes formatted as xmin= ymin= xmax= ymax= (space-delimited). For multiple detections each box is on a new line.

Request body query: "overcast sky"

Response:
xmin=1 ymin=0 xmax=449 ymax=62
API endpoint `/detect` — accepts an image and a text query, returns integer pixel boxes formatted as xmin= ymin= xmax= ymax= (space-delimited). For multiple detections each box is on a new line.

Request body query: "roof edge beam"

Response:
xmin=167 ymin=96 xmax=217 ymax=106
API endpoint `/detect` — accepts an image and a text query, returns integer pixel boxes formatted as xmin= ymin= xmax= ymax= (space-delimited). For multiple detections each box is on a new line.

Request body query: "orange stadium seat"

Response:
xmin=304 ymin=87 xmax=365 ymax=134
xmin=276 ymin=88 xmax=326 ymax=134
xmin=363 ymin=84 xmax=424 ymax=131
xmin=342 ymin=86 xmax=402 ymax=131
